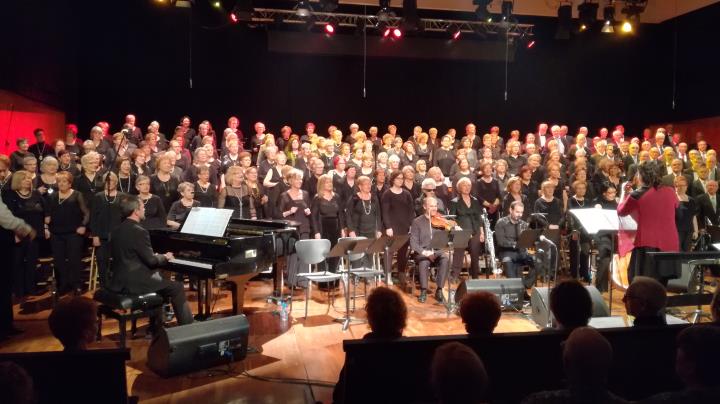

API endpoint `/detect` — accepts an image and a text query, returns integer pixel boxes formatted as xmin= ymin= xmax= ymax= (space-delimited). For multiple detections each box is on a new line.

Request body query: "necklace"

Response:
xmin=197 ymin=182 xmax=209 ymax=193
xmin=573 ymin=196 xmax=585 ymax=207
xmin=118 ymin=175 xmax=131 ymax=193
xmin=361 ymin=199 xmax=372 ymax=215
xmin=104 ymin=192 xmax=117 ymax=204
xmin=140 ymin=195 xmax=151 ymax=206
xmin=58 ymin=189 xmax=73 ymax=205
xmin=16 ymin=190 xmax=31 ymax=199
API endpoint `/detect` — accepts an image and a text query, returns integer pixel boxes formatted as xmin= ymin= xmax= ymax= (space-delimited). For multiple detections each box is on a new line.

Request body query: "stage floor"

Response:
xmin=0 ymin=276 xmax=712 ymax=404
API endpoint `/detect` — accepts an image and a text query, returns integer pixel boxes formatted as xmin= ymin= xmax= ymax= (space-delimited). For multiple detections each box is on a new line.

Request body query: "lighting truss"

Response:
xmin=251 ymin=8 xmax=534 ymax=37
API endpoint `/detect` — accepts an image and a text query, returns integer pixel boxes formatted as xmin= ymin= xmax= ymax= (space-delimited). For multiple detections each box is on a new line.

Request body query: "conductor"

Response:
xmin=109 ymin=194 xmax=194 ymax=327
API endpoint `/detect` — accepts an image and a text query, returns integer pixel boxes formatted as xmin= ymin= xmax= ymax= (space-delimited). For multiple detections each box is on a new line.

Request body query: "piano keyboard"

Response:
xmin=169 ymin=258 xmax=214 ymax=270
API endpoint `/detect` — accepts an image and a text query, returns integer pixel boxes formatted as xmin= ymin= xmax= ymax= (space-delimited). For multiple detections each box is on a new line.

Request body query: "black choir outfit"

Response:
xmin=2 ymin=190 xmax=45 ymax=297
xmin=311 ymin=193 xmax=346 ymax=272
xmin=167 ymin=199 xmax=201 ymax=226
xmin=139 ymin=195 xmax=167 ymax=230
xmin=567 ymin=195 xmax=591 ymax=282
xmin=89 ymin=191 xmax=125 ymax=286
xmin=449 ymin=195 xmax=484 ymax=279
xmin=193 ymin=181 xmax=218 ymax=208
xmin=381 ymin=188 xmax=415 ymax=283
xmin=278 ymin=190 xmax=312 ymax=287
xmin=676 ymin=196 xmax=698 ymax=252
xmin=150 ymin=174 xmax=180 ymax=213
xmin=45 ymin=190 xmax=90 ymax=293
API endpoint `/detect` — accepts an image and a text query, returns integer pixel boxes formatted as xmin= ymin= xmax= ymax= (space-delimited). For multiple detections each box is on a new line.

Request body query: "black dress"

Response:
xmin=676 ymin=197 xmax=697 ymax=252
xmin=90 ymin=191 xmax=125 ymax=286
xmin=194 ymin=181 xmax=218 ymax=208
xmin=381 ymin=188 xmax=415 ymax=276
xmin=117 ymin=173 xmax=138 ymax=195
xmin=74 ymin=171 xmax=106 ymax=210
xmin=432 ymin=148 xmax=456 ymax=177
xmin=2 ymin=190 xmax=45 ymax=297
xmin=474 ymin=178 xmax=502 ymax=224
xmin=139 ymin=195 xmax=167 ymax=230
xmin=278 ymin=190 xmax=312 ymax=287
xmin=219 ymin=185 xmax=257 ymax=219
xmin=567 ymin=196 xmax=591 ymax=281
xmin=167 ymin=200 xmax=201 ymax=226
xmin=311 ymin=194 xmax=346 ymax=272
xmin=150 ymin=174 xmax=180 ymax=213
xmin=533 ymin=197 xmax=563 ymax=227
xmin=46 ymin=190 xmax=90 ymax=292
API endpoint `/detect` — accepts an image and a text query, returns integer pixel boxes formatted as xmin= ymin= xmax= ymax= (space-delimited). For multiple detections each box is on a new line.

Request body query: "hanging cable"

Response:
xmin=504 ymin=27 xmax=509 ymax=102
xmin=363 ymin=5 xmax=367 ymax=99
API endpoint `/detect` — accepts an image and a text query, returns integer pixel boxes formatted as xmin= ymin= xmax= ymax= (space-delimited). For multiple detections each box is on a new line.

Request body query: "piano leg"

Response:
xmin=228 ymin=273 xmax=255 ymax=315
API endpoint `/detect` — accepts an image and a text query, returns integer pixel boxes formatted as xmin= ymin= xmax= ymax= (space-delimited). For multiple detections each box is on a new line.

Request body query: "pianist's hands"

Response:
xmin=164 ymin=252 xmax=175 ymax=260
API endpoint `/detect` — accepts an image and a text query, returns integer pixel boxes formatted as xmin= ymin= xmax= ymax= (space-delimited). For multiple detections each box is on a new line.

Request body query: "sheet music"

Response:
xmin=713 ymin=243 xmax=720 ymax=251
xmin=569 ymin=208 xmax=637 ymax=235
xmin=180 ymin=207 xmax=233 ymax=237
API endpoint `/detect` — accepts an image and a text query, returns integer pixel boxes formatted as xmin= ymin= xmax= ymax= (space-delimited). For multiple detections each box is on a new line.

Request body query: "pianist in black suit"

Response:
xmin=109 ymin=194 xmax=193 ymax=326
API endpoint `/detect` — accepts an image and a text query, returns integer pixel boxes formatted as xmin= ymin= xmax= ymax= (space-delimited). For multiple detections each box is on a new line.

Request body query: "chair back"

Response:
xmin=337 ymin=236 xmax=367 ymax=263
xmin=295 ymin=239 xmax=331 ymax=267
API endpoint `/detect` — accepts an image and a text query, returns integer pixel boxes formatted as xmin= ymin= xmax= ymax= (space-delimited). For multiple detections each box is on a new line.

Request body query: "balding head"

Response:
xmin=624 ymin=276 xmax=667 ymax=320
xmin=563 ymin=327 xmax=613 ymax=387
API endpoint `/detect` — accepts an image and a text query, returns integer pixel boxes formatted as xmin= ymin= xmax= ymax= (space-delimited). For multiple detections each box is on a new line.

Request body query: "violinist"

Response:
xmin=409 ymin=196 xmax=449 ymax=304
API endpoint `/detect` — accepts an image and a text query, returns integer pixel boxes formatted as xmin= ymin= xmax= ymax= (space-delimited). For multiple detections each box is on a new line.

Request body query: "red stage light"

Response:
xmin=383 ymin=28 xmax=391 ymax=37
xmin=452 ymin=30 xmax=461 ymax=40
xmin=392 ymin=28 xmax=402 ymax=38
xmin=325 ymin=23 xmax=335 ymax=34
xmin=527 ymin=40 xmax=536 ymax=49
xmin=230 ymin=13 xmax=238 ymax=23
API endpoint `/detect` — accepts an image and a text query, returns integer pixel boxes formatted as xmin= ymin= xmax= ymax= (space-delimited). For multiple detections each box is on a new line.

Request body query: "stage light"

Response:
xmin=501 ymin=0 xmax=513 ymax=21
xmin=392 ymin=28 xmax=402 ymax=38
xmin=383 ymin=27 xmax=391 ymax=37
xmin=212 ymin=1 xmax=221 ymax=8
xmin=325 ymin=22 xmax=335 ymax=34
xmin=621 ymin=21 xmax=633 ymax=33
xmin=378 ymin=0 xmax=394 ymax=22
xmin=401 ymin=0 xmax=422 ymax=33
xmin=230 ymin=0 xmax=254 ymax=23
xmin=602 ymin=3 xmax=615 ymax=33
xmin=577 ymin=1 xmax=599 ymax=32
xmin=448 ymin=26 xmax=461 ymax=40
xmin=527 ymin=40 xmax=535 ymax=49
xmin=295 ymin=0 xmax=312 ymax=17
xmin=555 ymin=3 xmax=572 ymax=40
xmin=473 ymin=0 xmax=492 ymax=22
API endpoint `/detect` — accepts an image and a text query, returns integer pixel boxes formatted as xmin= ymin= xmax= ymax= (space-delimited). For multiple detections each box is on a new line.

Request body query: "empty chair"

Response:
xmin=295 ymin=239 xmax=342 ymax=319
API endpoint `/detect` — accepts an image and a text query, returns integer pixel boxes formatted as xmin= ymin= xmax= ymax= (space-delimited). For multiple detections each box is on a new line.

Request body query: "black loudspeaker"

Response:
xmin=530 ymin=285 xmax=609 ymax=328
xmin=147 ymin=315 xmax=250 ymax=377
xmin=454 ymin=278 xmax=525 ymax=310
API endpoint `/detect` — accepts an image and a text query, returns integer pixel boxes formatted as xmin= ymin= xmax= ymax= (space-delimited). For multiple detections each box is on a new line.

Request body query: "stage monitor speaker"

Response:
xmin=147 ymin=315 xmax=249 ymax=377
xmin=454 ymin=278 xmax=524 ymax=310
xmin=530 ymin=285 xmax=610 ymax=328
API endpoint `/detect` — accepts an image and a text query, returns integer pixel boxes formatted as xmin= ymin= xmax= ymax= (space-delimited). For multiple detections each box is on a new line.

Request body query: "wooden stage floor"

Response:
xmin=0 ymin=276 xmax=712 ymax=404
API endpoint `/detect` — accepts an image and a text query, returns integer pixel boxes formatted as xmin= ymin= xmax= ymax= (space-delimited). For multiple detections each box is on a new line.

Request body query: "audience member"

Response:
xmin=431 ymin=342 xmax=488 ymax=404
xmin=522 ymin=327 xmax=628 ymax=403
xmin=459 ymin=291 xmax=502 ymax=336
xmin=0 ymin=361 xmax=35 ymax=404
xmin=643 ymin=326 xmax=720 ymax=403
xmin=48 ymin=296 xmax=98 ymax=351
xmin=549 ymin=279 xmax=593 ymax=330
xmin=623 ymin=276 xmax=667 ymax=327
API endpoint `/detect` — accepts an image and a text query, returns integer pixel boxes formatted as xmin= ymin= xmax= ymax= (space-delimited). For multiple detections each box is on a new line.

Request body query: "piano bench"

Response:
xmin=93 ymin=289 xmax=166 ymax=348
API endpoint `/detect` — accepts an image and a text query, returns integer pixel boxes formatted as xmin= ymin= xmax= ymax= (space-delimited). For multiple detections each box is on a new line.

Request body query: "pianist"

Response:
xmin=109 ymin=194 xmax=194 ymax=329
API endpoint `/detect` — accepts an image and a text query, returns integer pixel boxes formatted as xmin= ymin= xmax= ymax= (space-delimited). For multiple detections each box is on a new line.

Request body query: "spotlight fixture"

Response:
xmin=295 ymin=0 xmax=312 ymax=18
xmin=392 ymin=27 xmax=402 ymax=38
xmin=212 ymin=1 xmax=221 ymax=9
xmin=602 ymin=2 xmax=615 ymax=33
xmin=473 ymin=0 xmax=492 ymax=22
xmin=230 ymin=0 xmax=254 ymax=23
xmin=527 ymin=40 xmax=536 ymax=49
xmin=501 ymin=0 xmax=513 ymax=21
xmin=325 ymin=22 xmax=336 ymax=35
xmin=401 ymin=0 xmax=422 ymax=32
xmin=555 ymin=3 xmax=572 ymax=40
xmin=378 ymin=0 xmax=394 ymax=22
xmin=577 ymin=1 xmax=598 ymax=32
xmin=620 ymin=20 xmax=633 ymax=33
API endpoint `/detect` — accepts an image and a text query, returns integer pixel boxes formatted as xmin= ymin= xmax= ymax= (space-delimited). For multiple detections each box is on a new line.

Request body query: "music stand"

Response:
xmin=383 ymin=234 xmax=410 ymax=287
xmin=328 ymin=238 xmax=365 ymax=331
xmin=348 ymin=238 xmax=385 ymax=310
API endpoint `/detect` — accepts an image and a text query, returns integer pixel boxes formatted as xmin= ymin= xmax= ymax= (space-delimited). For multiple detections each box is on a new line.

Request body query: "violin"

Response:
xmin=431 ymin=214 xmax=457 ymax=231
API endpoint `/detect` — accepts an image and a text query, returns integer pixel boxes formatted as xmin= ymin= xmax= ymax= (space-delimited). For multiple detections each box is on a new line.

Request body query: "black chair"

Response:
xmin=93 ymin=288 xmax=165 ymax=348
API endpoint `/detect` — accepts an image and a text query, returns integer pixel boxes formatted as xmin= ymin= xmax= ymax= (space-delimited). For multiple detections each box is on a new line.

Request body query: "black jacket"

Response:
xmin=108 ymin=218 xmax=168 ymax=294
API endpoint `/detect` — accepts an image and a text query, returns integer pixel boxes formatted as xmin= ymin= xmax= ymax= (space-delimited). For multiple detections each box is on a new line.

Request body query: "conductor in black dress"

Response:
xmin=109 ymin=194 xmax=194 ymax=326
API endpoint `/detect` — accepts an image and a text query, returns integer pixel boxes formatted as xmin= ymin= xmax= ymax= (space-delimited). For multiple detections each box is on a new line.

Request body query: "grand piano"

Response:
xmin=150 ymin=217 xmax=298 ymax=318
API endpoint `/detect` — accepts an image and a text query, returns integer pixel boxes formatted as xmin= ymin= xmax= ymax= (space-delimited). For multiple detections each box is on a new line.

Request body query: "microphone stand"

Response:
xmin=539 ymin=235 xmax=559 ymax=328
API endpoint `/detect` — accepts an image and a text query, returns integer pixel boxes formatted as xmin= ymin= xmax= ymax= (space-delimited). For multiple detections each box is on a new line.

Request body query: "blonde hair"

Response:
xmin=80 ymin=151 xmax=99 ymax=171
xmin=178 ymin=181 xmax=194 ymax=194
xmin=317 ymin=174 xmax=334 ymax=196
xmin=225 ymin=165 xmax=244 ymax=184
xmin=11 ymin=170 xmax=33 ymax=191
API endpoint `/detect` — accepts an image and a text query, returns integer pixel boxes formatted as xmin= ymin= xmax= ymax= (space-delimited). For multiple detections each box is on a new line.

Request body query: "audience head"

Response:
xmin=365 ymin=287 xmax=406 ymax=338
xmin=550 ymin=280 xmax=593 ymax=329
xmin=431 ymin=342 xmax=488 ymax=404
xmin=0 ymin=361 xmax=35 ymax=404
xmin=563 ymin=327 xmax=614 ymax=388
xmin=48 ymin=296 xmax=98 ymax=351
xmin=623 ymin=276 xmax=667 ymax=321
xmin=675 ymin=326 xmax=720 ymax=390
xmin=459 ymin=292 xmax=502 ymax=336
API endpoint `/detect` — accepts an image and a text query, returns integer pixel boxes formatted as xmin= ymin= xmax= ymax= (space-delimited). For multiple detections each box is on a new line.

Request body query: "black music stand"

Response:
xmin=435 ymin=229 xmax=471 ymax=317
xmin=348 ymin=238 xmax=384 ymax=310
xmin=383 ymin=234 xmax=410 ymax=287
xmin=328 ymin=238 xmax=365 ymax=331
